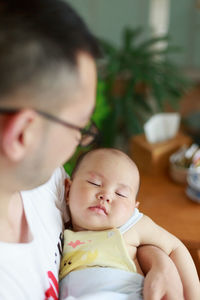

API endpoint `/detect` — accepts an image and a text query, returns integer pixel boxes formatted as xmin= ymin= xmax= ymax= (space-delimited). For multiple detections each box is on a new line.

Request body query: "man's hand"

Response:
xmin=137 ymin=245 xmax=184 ymax=300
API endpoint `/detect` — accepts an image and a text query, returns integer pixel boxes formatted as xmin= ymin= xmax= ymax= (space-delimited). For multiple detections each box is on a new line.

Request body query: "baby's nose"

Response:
xmin=97 ymin=192 xmax=111 ymax=203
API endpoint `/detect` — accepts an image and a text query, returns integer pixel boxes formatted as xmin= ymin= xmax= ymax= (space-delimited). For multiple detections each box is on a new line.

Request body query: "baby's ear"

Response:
xmin=65 ymin=178 xmax=72 ymax=204
xmin=135 ymin=201 xmax=140 ymax=208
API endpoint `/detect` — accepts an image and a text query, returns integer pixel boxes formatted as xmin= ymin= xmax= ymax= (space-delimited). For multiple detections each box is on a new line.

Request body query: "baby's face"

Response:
xmin=67 ymin=149 xmax=140 ymax=231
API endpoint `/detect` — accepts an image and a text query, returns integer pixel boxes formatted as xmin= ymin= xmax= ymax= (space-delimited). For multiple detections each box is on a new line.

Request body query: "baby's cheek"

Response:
xmin=71 ymin=184 xmax=87 ymax=199
xmin=113 ymin=202 xmax=134 ymax=223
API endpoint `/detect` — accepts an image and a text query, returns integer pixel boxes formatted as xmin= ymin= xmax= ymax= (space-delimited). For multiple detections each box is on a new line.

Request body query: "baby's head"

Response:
xmin=65 ymin=148 xmax=140 ymax=231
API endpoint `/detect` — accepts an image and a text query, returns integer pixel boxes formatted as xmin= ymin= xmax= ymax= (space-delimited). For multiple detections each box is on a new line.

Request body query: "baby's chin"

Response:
xmin=72 ymin=221 xmax=113 ymax=232
xmin=72 ymin=215 xmax=132 ymax=231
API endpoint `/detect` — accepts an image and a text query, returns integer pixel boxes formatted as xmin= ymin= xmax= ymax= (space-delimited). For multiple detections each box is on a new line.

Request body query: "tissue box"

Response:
xmin=129 ymin=132 xmax=192 ymax=174
xmin=144 ymin=113 xmax=180 ymax=143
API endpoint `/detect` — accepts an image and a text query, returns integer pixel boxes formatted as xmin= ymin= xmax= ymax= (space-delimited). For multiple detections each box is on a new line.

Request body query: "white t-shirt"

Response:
xmin=0 ymin=167 xmax=69 ymax=300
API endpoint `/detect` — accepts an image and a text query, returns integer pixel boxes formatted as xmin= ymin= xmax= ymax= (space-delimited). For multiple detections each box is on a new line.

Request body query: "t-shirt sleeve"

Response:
xmin=46 ymin=166 xmax=70 ymax=224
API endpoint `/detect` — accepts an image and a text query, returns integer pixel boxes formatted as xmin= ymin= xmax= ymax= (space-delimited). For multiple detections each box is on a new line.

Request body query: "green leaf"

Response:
xmin=97 ymin=26 xmax=191 ymax=148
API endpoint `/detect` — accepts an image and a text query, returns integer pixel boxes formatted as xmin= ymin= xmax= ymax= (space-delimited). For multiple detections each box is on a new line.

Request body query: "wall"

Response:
xmin=168 ymin=0 xmax=200 ymax=70
xmin=66 ymin=0 xmax=149 ymax=46
xmin=66 ymin=0 xmax=200 ymax=72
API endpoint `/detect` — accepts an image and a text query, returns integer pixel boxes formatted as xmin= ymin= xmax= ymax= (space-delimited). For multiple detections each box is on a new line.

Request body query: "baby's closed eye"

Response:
xmin=115 ymin=191 xmax=127 ymax=198
xmin=86 ymin=180 xmax=101 ymax=187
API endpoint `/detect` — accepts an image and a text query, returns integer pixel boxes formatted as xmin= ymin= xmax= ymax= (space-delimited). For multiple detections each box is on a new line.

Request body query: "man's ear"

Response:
xmin=1 ymin=109 xmax=37 ymax=162
xmin=135 ymin=201 xmax=140 ymax=208
xmin=65 ymin=178 xmax=72 ymax=205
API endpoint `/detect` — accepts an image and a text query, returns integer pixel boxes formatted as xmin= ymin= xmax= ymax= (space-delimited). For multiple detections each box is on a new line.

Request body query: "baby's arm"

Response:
xmin=137 ymin=245 xmax=184 ymax=300
xmin=134 ymin=215 xmax=200 ymax=300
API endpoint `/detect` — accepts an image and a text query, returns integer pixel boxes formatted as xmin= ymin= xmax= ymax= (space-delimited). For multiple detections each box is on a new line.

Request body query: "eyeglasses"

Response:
xmin=0 ymin=107 xmax=100 ymax=147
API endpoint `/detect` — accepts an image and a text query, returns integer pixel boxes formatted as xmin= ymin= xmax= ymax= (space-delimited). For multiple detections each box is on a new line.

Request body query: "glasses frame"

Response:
xmin=0 ymin=107 xmax=100 ymax=147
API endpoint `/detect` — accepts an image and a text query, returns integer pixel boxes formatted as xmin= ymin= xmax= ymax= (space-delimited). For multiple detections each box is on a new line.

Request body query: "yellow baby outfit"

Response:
xmin=59 ymin=228 xmax=136 ymax=280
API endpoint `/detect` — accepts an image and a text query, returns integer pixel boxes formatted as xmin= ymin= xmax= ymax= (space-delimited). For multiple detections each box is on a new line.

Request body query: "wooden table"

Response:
xmin=138 ymin=173 xmax=200 ymax=277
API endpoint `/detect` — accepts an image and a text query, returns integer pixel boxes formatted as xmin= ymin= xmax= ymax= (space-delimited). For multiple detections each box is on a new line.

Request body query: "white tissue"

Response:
xmin=144 ymin=113 xmax=180 ymax=143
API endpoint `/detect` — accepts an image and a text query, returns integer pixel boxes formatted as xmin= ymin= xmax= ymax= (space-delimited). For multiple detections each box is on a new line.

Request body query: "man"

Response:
xmin=0 ymin=0 xmax=184 ymax=299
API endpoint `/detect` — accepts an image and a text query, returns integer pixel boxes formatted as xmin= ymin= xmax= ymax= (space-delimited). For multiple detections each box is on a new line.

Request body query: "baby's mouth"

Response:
xmin=88 ymin=205 xmax=107 ymax=215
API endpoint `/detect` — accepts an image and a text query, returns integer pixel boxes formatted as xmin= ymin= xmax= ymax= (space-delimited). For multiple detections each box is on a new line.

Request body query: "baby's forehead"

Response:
xmin=78 ymin=149 xmax=138 ymax=175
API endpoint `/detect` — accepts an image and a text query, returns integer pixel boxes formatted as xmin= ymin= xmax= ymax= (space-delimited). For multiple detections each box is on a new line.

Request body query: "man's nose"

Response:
xmin=96 ymin=192 xmax=111 ymax=203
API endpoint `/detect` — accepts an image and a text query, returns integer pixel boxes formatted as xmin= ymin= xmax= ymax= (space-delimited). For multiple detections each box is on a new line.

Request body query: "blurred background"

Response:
xmin=65 ymin=0 xmax=200 ymax=173
xmin=63 ymin=1 xmax=200 ymax=274
xmin=67 ymin=0 xmax=200 ymax=70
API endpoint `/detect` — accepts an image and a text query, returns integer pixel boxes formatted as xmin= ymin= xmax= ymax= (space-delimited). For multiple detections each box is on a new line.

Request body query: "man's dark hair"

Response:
xmin=0 ymin=0 xmax=101 ymax=100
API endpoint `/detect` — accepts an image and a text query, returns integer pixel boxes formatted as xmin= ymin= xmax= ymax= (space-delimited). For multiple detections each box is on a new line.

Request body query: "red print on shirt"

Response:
xmin=68 ymin=240 xmax=85 ymax=248
xmin=45 ymin=271 xmax=59 ymax=300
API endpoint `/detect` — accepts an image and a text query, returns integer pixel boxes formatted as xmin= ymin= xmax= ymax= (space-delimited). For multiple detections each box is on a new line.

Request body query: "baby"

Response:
xmin=59 ymin=148 xmax=200 ymax=300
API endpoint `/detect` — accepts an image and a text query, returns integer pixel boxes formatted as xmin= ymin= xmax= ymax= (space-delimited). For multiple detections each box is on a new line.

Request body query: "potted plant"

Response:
xmin=97 ymin=27 xmax=190 ymax=149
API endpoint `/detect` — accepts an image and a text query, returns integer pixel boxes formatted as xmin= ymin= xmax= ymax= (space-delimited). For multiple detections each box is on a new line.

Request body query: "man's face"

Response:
xmin=44 ymin=53 xmax=97 ymax=173
xmin=21 ymin=52 xmax=97 ymax=187
xmin=67 ymin=150 xmax=139 ymax=231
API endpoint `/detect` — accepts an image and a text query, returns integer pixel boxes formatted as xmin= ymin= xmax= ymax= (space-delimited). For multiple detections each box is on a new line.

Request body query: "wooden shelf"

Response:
xmin=138 ymin=172 xmax=200 ymax=278
xmin=129 ymin=132 xmax=192 ymax=175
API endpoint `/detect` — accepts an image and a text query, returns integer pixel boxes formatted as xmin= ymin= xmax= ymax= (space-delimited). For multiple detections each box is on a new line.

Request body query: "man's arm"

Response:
xmin=137 ymin=245 xmax=184 ymax=300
